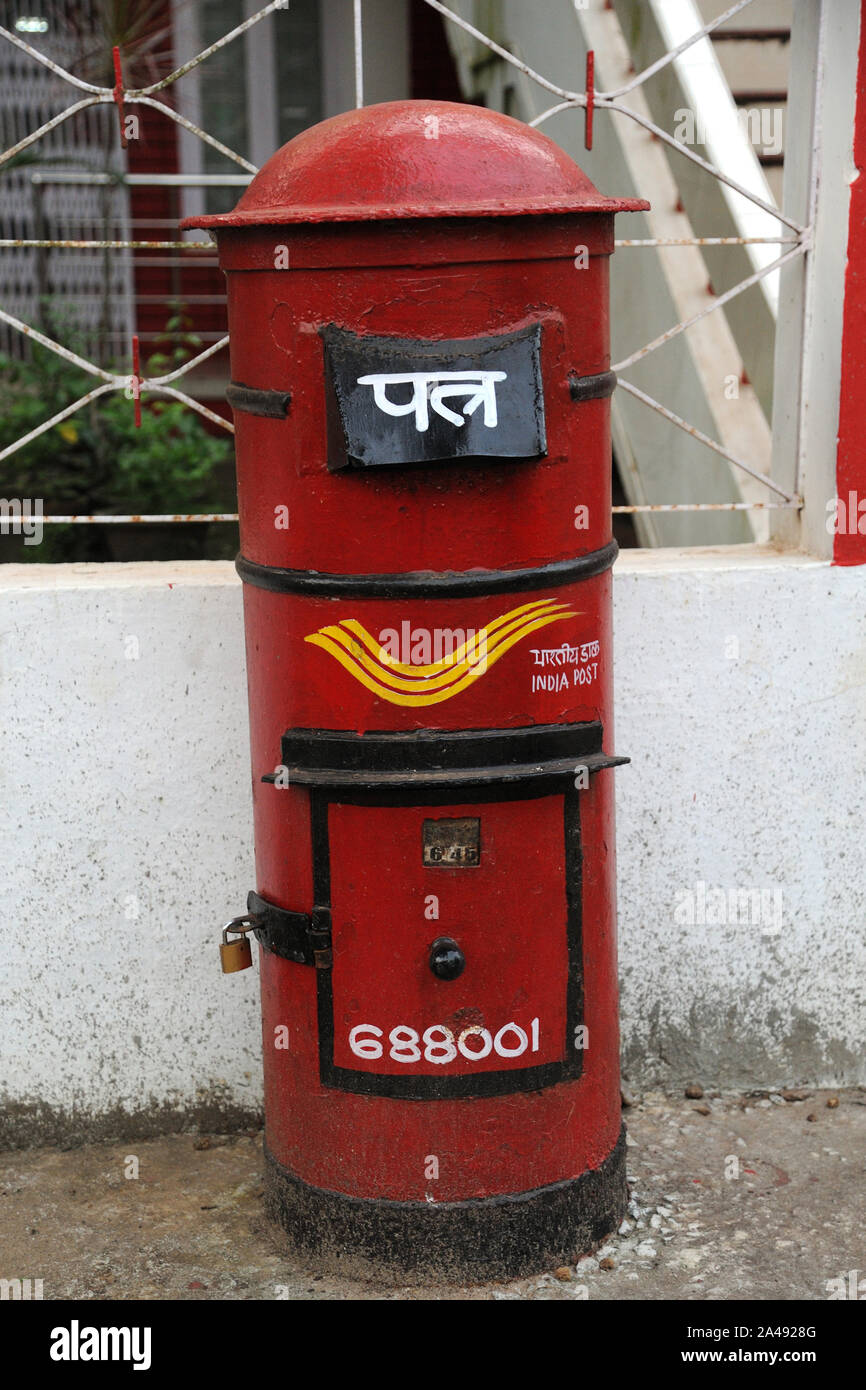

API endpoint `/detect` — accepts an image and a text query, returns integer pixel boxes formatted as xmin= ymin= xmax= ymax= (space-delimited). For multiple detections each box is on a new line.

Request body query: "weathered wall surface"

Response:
xmin=614 ymin=548 xmax=866 ymax=1092
xmin=1 ymin=550 xmax=864 ymax=1146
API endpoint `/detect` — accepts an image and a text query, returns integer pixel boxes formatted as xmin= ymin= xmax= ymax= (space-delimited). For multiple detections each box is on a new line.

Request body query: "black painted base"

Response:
xmin=264 ymin=1127 xmax=628 ymax=1283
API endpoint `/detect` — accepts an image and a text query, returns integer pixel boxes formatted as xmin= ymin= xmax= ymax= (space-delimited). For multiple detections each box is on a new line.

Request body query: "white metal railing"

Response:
xmin=0 ymin=0 xmax=827 ymax=529
xmin=0 ymin=0 xmax=284 ymax=488
xmin=10 ymin=170 xmax=246 ymax=251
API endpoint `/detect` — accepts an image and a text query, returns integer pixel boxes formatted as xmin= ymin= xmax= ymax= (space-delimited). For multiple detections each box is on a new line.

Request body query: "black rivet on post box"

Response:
xmin=429 ymin=937 xmax=466 ymax=981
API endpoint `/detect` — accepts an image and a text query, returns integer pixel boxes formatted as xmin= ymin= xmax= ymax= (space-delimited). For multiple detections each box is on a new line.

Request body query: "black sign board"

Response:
xmin=321 ymin=323 xmax=546 ymax=471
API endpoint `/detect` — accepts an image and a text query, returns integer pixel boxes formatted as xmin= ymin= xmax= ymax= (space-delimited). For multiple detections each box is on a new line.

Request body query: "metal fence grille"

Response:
xmin=0 ymin=0 xmax=133 ymax=363
xmin=0 ymin=0 xmax=816 ymax=528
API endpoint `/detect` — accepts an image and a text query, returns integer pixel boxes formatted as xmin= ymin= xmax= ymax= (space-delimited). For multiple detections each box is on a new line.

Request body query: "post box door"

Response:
xmin=315 ymin=787 xmax=584 ymax=1099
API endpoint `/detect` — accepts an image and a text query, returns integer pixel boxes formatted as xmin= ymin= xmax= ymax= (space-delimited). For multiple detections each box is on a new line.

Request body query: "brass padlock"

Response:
xmin=220 ymin=921 xmax=253 ymax=973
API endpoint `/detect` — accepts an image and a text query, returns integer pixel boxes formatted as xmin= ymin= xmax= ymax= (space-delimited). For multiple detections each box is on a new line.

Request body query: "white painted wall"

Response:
xmin=1 ymin=551 xmax=864 ymax=1144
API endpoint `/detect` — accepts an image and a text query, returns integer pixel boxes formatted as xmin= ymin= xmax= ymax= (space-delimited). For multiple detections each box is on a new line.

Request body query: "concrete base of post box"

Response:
xmin=263 ymin=1127 xmax=627 ymax=1283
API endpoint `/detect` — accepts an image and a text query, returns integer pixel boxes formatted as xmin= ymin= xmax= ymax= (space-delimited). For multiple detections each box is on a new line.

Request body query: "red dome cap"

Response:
xmin=182 ymin=99 xmax=648 ymax=228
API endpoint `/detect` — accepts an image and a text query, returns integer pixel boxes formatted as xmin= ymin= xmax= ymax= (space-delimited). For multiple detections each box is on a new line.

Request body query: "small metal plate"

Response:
xmin=422 ymin=817 xmax=481 ymax=868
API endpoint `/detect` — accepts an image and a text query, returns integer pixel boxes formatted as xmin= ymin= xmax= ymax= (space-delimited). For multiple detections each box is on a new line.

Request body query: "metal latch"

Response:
xmin=245 ymin=890 xmax=331 ymax=969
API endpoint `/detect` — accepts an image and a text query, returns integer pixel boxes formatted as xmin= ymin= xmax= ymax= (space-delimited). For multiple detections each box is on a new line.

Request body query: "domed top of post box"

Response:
xmin=184 ymin=99 xmax=648 ymax=228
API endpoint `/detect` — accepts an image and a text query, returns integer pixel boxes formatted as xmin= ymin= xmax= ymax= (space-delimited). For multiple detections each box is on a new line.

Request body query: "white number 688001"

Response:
xmin=348 ymin=1019 xmax=540 ymax=1065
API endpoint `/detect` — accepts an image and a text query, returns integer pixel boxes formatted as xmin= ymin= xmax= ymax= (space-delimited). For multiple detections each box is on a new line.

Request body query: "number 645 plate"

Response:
xmin=422 ymin=817 xmax=481 ymax=867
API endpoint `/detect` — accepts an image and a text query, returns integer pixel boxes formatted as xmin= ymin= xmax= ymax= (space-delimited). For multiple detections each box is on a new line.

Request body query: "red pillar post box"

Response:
xmin=189 ymin=100 xmax=647 ymax=1280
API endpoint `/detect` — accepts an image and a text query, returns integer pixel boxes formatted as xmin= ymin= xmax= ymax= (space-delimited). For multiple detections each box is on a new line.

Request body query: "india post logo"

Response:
xmin=305 ymin=599 xmax=576 ymax=706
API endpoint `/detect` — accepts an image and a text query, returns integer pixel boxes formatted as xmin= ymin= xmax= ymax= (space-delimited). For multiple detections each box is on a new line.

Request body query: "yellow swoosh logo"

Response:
xmin=304 ymin=598 xmax=576 ymax=706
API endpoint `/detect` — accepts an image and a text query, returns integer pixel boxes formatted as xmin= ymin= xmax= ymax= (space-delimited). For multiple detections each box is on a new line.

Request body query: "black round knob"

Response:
xmin=429 ymin=937 xmax=465 ymax=981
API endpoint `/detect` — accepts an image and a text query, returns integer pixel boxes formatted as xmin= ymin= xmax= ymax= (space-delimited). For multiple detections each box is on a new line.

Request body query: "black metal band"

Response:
xmin=247 ymin=890 xmax=330 ymax=967
xmin=263 ymin=1126 xmax=627 ymax=1281
xmin=236 ymin=538 xmax=618 ymax=598
xmin=226 ymin=382 xmax=291 ymax=418
xmin=569 ymin=368 xmax=617 ymax=402
xmin=265 ymin=720 xmax=628 ymax=789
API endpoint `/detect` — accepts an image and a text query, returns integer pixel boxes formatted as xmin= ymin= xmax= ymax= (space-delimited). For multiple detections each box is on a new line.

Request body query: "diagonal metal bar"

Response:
xmin=0 ymin=23 xmax=106 ymax=92
xmin=0 ymin=306 xmax=115 ymax=380
xmin=617 ymin=378 xmax=796 ymax=501
xmin=421 ymin=0 xmax=583 ymax=103
xmin=0 ymin=382 xmax=118 ymax=462
xmin=0 ymin=96 xmax=255 ymax=176
xmin=0 ymin=305 xmax=233 ymax=455
xmin=0 ymin=379 xmax=234 ymax=465
xmin=134 ymin=97 xmax=258 ymax=172
xmin=604 ymin=0 xmax=756 ymax=99
xmin=0 ymin=306 xmax=227 ymax=389
xmin=147 ymin=337 xmax=230 ymax=386
xmin=529 ymin=94 xmax=804 ymax=232
xmin=528 ymin=3 xmax=759 ymax=117
xmin=128 ymin=1 xmax=287 ymax=96
xmin=528 ymin=99 xmax=581 ymax=127
xmin=599 ymin=97 xmax=805 ymax=233
xmin=0 ymin=95 xmax=108 ymax=168
xmin=147 ymin=384 xmax=234 ymax=431
xmin=613 ymin=242 xmax=807 ymax=373
xmin=0 ymin=5 xmax=287 ymax=101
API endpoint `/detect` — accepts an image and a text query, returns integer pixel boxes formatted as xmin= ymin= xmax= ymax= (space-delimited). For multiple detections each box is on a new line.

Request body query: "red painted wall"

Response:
xmin=834 ymin=0 xmax=866 ymax=564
